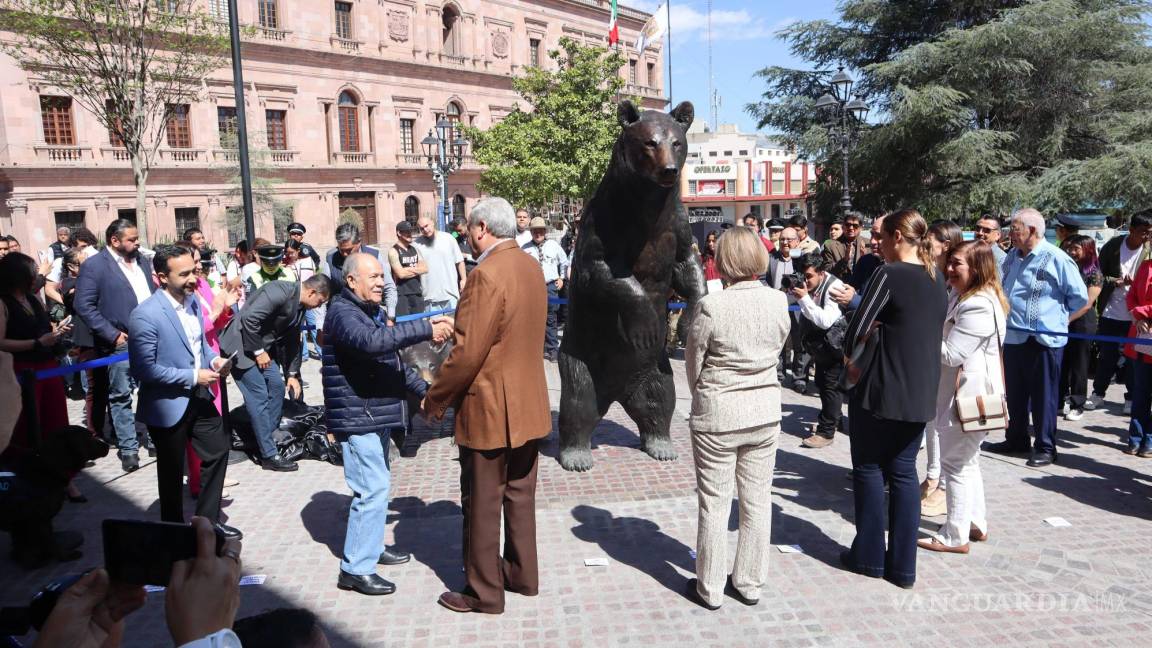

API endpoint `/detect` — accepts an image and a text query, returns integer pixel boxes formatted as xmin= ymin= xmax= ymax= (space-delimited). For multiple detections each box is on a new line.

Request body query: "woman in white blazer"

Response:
xmin=685 ymin=227 xmax=791 ymax=609
xmin=919 ymin=241 xmax=1008 ymax=554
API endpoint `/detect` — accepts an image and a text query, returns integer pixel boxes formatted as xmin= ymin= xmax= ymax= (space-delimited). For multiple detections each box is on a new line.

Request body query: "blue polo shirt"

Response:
xmin=1001 ymin=239 xmax=1088 ymax=348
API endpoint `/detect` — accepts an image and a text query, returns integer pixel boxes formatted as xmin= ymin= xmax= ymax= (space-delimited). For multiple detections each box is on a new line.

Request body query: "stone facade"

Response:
xmin=0 ymin=0 xmax=663 ymax=253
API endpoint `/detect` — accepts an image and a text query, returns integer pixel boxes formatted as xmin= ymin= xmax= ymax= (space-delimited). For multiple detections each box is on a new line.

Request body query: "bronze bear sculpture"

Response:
xmin=557 ymin=100 xmax=706 ymax=472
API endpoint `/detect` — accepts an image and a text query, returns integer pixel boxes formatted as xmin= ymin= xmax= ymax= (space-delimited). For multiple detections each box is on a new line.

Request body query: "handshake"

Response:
xmin=430 ymin=316 xmax=455 ymax=345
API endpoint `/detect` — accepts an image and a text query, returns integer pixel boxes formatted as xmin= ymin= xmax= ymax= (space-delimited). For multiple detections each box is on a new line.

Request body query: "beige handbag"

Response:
xmin=953 ymin=300 xmax=1008 ymax=433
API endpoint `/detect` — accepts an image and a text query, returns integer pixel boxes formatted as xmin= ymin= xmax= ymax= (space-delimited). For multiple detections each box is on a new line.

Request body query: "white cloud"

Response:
xmin=624 ymin=3 xmax=796 ymax=43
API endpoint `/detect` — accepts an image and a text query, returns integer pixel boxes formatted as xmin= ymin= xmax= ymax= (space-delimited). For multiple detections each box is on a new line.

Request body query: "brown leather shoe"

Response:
xmin=917 ymin=537 xmax=969 ymax=554
xmin=802 ymin=434 xmax=834 ymax=449
xmin=969 ymin=526 xmax=988 ymax=542
xmin=437 ymin=591 xmax=476 ymax=613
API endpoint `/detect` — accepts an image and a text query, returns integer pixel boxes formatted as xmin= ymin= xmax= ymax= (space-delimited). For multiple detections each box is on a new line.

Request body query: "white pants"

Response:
xmin=926 ymin=426 xmax=941 ymax=481
xmin=691 ymin=424 xmax=778 ymax=607
xmin=935 ymin=425 xmax=988 ymax=546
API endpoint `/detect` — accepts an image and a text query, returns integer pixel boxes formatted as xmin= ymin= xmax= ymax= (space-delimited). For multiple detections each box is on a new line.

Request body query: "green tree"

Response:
xmin=465 ymin=37 xmax=631 ymax=210
xmin=0 ymin=0 xmax=228 ymax=244
xmin=217 ymin=132 xmax=295 ymax=243
xmin=748 ymin=0 xmax=1152 ymax=222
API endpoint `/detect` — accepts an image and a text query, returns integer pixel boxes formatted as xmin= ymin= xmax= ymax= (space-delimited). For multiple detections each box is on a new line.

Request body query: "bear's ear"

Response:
xmin=617 ymin=100 xmax=641 ymax=129
xmin=669 ymin=101 xmax=694 ymax=130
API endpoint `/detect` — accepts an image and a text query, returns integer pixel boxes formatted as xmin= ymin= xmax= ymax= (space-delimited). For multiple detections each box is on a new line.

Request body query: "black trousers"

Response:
xmin=147 ymin=388 xmax=229 ymax=524
xmin=1093 ymin=316 xmax=1132 ymax=399
xmin=395 ymin=292 xmax=424 ymax=318
xmin=1059 ymin=317 xmax=1096 ymax=409
xmin=814 ymin=357 xmax=844 ymax=437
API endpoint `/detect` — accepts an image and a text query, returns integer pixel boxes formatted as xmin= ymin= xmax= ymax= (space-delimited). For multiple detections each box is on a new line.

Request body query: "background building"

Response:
xmin=681 ymin=122 xmax=815 ymax=243
xmin=0 ymin=0 xmax=662 ymax=253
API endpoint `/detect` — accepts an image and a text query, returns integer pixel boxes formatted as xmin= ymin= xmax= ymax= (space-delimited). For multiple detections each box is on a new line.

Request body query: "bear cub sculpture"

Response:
xmin=557 ymin=100 xmax=706 ymax=472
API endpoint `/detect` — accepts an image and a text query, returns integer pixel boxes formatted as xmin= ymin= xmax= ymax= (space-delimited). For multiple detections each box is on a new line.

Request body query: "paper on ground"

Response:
xmin=584 ymin=557 xmax=610 ymax=567
xmin=776 ymin=544 xmax=804 ymax=554
xmin=1044 ymin=516 xmax=1072 ymax=527
xmin=240 ymin=574 xmax=267 ymax=586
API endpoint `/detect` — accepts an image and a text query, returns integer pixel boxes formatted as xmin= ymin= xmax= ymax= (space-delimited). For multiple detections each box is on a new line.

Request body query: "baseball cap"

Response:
xmin=396 ymin=220 xmax=415 ymax=234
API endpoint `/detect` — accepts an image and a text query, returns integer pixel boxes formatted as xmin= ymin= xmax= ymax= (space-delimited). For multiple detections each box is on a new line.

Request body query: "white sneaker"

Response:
xmin=1065 ymin=408 xmax=1084 ymax=421
xmin=1083 ymin=394 xmax=1103 ymax=411
xmin=1060 ymin=402 xmax=1070 ymax=416
xmin=1124 ymin=400 xmax=1133 ymax=415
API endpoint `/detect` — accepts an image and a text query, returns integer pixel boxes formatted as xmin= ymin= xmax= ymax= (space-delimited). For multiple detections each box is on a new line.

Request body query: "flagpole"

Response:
xmin=666 ymin=1 xmax=673 ymax=106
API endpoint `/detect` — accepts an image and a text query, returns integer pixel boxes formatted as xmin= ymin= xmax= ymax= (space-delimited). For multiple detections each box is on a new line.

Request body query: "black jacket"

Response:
xmin=321 ymin=288 xmax=431 ymax=438
xmin=73 ymin=249 xmax=156 ymax=348
xmin=218 ymin=281 xmax=304 ymax=374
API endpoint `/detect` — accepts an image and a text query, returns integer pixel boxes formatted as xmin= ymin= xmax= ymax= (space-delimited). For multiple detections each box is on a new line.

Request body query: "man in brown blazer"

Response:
xmin=423 ymin=196 xmax=552 ymax=614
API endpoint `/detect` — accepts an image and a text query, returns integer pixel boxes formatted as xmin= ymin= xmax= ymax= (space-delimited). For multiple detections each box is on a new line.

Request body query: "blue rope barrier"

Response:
xmin=1007 ymin=326 xmax=1152 ymax=347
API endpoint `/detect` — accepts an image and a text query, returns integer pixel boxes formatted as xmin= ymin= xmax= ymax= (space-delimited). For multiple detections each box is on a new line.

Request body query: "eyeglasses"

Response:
xmin=975 ymin=226 xmax=997 ymax=234
xmin=845 ymin=223 xmax=861 ymax=229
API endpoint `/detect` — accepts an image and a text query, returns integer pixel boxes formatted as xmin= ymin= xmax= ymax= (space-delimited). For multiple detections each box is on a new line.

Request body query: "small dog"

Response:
xmin=0 ymin=425 xmax=109 ymax=569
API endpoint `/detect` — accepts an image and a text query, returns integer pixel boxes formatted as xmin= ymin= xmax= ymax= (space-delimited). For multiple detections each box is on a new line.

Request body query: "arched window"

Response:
xmin=338 ymin=91 xmax=360 ymax=152
xmin=404 ymin=195 xmax=420 ymax=220
xmin=442 ymin=5 xmax=460 ymax=56
xmin=445 ymin=101 xmax=462 ymax=145
xmin=452 ymin=194 xmax=466 ymax=220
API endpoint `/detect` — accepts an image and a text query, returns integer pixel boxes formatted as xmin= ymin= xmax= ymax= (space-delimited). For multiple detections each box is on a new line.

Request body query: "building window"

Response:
xmin=154 ymin=0 xmax=177 ymax=12
xmin=628 ymin=60 xmax=637 ymax=85
xmin=266 ymin=109 xmax=287 ymax=150
xmin=209 ymin=0 xmax=226 ymax=20
xmin=687 ymin=181 xmax=697 ymax=196
xmin=442 ymin=6 xmax=460 ymax=56
xmin=338 ymin=91 xmax=360 ymax=152
xmin=529 ymin=38 xmax=540 ymax=66
xmin=725 ymin=180 xmax=736 ymax=195
xmin=175 ymin=207 xmax=200 ymax=235
xmin=166 ymin=104 xmax=192 ymax=148
xmin=708 ymin=151 xmax=717 ymax=157
xmin=445 ymin=101 xmax=462 ymax=144
xmin=738 ymin=150 xmax=748 ymax=156
xmin=400 ymin=118 xmax=414 ymax=154
xmin=404 ymin=195 xmax=420 ymax=221
xmin=790 ymin=176 xmax=804 ymax=195
xmin=54 ymin=210 xmax=86 ymax=232
xmin=258 ymin=0 xmax=277 ymax=29
xmin=118 ymin=208 xmax=137 ymax=223
xmin=723 ymin=150 xmax=732 ymax=156
xmin=217 ymin=106 xmax=237 ymax=145
xmin=40 ymin=96 xmax=75 ymax=146
xmin=647 ymin=62 xmax=655 ymax=87
xmin=452 ymin=194 xmax=466 ymax=219
xmin=105 ymin=99 xmax=124 ymax=147
xmin=334 ymin=1 xmax=352 ymax=39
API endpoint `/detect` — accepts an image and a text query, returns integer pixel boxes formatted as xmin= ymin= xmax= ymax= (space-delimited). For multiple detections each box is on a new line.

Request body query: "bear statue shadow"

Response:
xmin=557 ymin=100 xmax=706 ymax=472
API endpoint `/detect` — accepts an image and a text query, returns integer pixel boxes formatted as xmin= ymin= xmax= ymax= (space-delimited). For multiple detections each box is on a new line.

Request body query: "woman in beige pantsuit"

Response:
xmin=685 ymin=227 xmax=791 ymax=609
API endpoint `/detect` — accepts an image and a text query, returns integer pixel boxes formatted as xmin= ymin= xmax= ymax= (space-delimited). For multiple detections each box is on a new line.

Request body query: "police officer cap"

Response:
xmin=256 ymin=244 xmax=284 ymax=261
xmin=1054 ymin=214 xmax=1080 ymax=229
xmin=287 ymin=222 xmax=306 ymax=235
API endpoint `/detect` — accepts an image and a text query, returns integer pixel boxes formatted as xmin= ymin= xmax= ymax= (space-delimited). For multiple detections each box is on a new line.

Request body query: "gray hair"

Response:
xmin=1012 ymin=208 xmax=1046 ymax=238
xmin=335 ymin=222 xmax=360 ymax=245
xmin=56 ymin=226 xmax=70 ymax=235
xmin=469 ymin=197 xmax=517 ymax=239
xmin=342 ymin=252 xmax=380 ymax=280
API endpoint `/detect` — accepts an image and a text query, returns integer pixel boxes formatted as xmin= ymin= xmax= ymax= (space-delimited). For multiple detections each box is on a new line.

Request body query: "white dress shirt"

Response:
xmin=521 ymin=238 xmax=569 ymax=284
xmin=109 ymin=247 xmax=153 ymax=305
xmin=163 ymin=289 xmax=204 ymax=385
xmin=515 ymin=230 xmax=532 ymax=247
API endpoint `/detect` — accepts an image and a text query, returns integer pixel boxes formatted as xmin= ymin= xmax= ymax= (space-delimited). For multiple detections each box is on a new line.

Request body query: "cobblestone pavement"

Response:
xmin=3 ymin=352 xmax=1151 ymax=647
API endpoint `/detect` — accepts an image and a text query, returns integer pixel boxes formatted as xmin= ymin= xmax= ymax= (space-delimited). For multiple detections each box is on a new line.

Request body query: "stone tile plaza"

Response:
xmin=3 ymin=356 xmax=1148 ymax=647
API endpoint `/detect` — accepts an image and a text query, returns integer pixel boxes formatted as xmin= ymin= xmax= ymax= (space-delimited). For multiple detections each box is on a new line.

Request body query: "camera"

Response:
xmin=780 ymin=273 xmax=804 ymax=291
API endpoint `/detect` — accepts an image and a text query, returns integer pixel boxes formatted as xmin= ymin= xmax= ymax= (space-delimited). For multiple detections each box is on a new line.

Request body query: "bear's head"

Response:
xmin=615 ymin=100 xmax=694 ymax=188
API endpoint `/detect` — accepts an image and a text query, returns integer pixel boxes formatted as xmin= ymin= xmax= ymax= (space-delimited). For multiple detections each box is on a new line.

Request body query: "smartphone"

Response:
xmin=102 ymin=519 xmax=225 ymax=586
xmin=58 ymin=315 xmax=73 ymax=329
xmin=217 ymin=349 xmax=239 ymax=374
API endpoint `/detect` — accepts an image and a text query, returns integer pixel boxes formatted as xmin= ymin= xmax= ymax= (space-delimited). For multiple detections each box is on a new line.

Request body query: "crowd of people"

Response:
xmin=0 ymin=197 xmax=1146 ymax=641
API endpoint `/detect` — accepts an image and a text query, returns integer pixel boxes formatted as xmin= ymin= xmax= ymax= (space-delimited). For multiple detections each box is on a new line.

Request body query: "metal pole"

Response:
xmin=226 ymin=0 xmax=256 ymax=245
xmin=666 ymin=0 xmax=673 ymax=106
xmin=436 ymin=136 xmax=447 ymax=231
xmin=839 ymin=105 xmax=852 ymax=212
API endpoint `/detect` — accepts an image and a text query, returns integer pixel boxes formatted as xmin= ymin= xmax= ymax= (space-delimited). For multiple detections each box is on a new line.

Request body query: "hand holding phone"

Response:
xmin=165 ymin=517 xmax=242 ymax=646
xmin=102 ymin=519 xmax=226 ymax=587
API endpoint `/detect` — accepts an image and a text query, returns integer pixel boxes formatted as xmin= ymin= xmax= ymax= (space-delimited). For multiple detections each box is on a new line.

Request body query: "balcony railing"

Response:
xmin=331 ymin=36 xmax=362 ymax=53
xmin=623 ymin=84 xmax=663 ymax=98
xmin=256 ymin=26 xmax=290 ymax=42
xmin=213 ymin=148 xmax=239 ymax=163
xmin=34 ymin=144 xmax=90 ymax=162
xmin=397 ymin=153 xmax=425 ymax=167
xmin=333 ymin=151 xmax=374 ymax=165
xmin=439 ymin=53 xmax=467 ymax=66
xmin=100 ymin=146 xmax=131 ymax=162
xmin=268 ymin=150 xmax=298 ymax=164
xmin=160 ymin=148 xmax=205 ymax=163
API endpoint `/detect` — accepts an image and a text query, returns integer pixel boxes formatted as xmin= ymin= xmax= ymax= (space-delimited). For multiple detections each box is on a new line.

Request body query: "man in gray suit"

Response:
xmin=219 ymin=275 xmax=330 ymax=471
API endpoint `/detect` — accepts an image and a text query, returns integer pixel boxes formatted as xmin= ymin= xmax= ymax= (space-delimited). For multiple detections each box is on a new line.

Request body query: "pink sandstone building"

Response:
xmin=0 ymin=0 xmax=663 ymax=253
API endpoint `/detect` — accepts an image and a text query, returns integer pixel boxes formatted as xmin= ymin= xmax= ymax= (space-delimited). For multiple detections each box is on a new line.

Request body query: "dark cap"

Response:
xmin=1054 ymin=214 xmax=1080 ymax=229
xmin=396 ymin=220 xmax=415 ymax=234
xmin=256 ymin=244 xmax=284 ymax=261
xmin=286 ymin=222 xmax=306 ymax=235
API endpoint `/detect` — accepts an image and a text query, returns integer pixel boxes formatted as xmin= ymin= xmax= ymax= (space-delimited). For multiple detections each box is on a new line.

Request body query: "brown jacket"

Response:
xmin=424 ymin=239 xmax=552 ymax=450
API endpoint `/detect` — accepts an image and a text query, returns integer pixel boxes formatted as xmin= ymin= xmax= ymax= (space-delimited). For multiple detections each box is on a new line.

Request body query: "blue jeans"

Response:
xmin=233 ymin=361 xmax=284 ymax=460
xmin=301 ymin=309 xmax=319 ymax=360
xmin=1005 ymin=338 xmax=1063 ymax=455
xmin=848 ymin=399 xmax=924 ymax=586
xmin=107 ymin=345 xmax=138 ymax=455
xmin=1129 ymin=359 xmax=1152 ymax=451
xmin=340 ymin=432 xmax=392 ymax=575
xmin=545 ymin=282 xmax=559 ymax=357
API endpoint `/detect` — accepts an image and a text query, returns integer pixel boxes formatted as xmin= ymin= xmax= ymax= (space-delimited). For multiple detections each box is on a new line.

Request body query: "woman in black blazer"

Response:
xmin=840 ymin=209 xmax=948 ymax=589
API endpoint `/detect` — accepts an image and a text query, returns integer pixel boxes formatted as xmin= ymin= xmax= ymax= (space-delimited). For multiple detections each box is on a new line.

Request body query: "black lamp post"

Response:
xmin=815 ymin=67 xmax=870 ymax=214
xmin=421 ymin=119 xmax=468 ymax=230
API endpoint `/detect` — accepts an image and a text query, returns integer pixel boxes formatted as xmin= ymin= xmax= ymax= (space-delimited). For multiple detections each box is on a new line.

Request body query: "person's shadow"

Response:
xmin=569 ymin=504 xmax=695 ymax=597
xmin=300 ymin=491 xmax=351 ymax=558
xmin=389 ymin=496 xmax=466 ymax=590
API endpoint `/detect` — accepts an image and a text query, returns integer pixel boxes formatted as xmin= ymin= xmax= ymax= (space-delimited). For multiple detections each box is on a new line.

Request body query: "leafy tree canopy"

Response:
xmin=748 ymin=0 xmax=1152 ymax=222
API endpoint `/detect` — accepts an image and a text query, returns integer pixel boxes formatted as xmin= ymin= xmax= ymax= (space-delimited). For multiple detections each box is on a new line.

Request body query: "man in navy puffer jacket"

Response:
xmin=322 ymin=253 xmax=454 ymax=596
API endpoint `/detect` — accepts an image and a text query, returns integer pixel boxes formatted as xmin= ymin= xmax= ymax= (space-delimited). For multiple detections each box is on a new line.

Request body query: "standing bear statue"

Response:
xmin=557 ymin=100 xmax=707 ymax=472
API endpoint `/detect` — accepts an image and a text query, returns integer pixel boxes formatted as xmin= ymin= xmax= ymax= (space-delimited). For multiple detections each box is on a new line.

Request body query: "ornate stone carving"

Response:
xmin=5 ymin=198 xmax=28 ymax=214
xmin=207 ymin=196 xmax=221 ymax=206
xmin=93 ymin=196 xmax=110 ymax=210
xmin=352 ymin=177 xmax=363 ymax=190
xmin=492 ymin=31 xmax=510 ymax=58
xmin=388 ymin=10 xmax=409 ymax=42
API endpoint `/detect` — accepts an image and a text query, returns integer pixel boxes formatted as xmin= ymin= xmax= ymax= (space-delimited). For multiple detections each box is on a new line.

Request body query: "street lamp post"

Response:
xmin=421 ymin=119 xmax=468 ymax=231
xmin=815 ymin=67 xmax=870 ymax=214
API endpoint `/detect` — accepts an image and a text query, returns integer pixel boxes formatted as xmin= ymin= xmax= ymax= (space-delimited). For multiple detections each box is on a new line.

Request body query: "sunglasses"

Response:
xmin=975 ymin=226 xmax=997 ymax=234
xmin=845 ymin=223 xmax=861 ymax=229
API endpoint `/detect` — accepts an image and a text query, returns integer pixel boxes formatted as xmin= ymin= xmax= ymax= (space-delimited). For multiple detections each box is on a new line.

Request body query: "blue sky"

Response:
xmin=625 ymin=0 xmax=841 ymax=134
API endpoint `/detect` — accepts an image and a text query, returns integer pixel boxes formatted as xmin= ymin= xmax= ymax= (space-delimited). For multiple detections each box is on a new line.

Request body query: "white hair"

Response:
xmin=342 ymin=252 xmax=381 ymax=280
xmin=469 ymin=196 xmax=517 ymax=239
xmin=1012 ymin=208 xmax=1046 ymax=238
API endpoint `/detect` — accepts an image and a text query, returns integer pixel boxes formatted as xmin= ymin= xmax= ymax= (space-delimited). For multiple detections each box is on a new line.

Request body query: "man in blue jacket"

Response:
xmin=325 ymin=223 xmax=397 ymax=320
xmin=74 ymin=219 xmax=156 ymax=472
xmin=322 ymin=252 xmax=453 ymax=595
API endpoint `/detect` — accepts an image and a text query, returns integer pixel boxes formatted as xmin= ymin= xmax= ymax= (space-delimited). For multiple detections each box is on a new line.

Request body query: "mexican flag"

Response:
xmin=608 ymin=0 xmax=619 ymax=46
